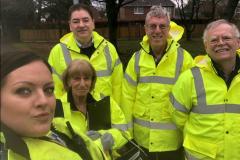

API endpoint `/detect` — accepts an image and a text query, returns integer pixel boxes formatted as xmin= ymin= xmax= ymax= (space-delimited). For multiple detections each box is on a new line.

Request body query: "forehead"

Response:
xmin=146 ymin=16 xmax=168 ymax=24
xmin=70 ymin=62 xmax=93 ymax=76
xmin=5 ymin=61 xmax=51 ymax=83
xmin=70 ymin=9 xmax=92 ymax=20
xmin=207 ymin=23 xmax=234 ymax=37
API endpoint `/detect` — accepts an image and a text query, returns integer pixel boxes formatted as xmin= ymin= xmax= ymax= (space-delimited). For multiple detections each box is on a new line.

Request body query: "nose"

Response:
xmin=155 ymin=26 xmax=162 ymax=32
xmin=79 ymin=78 xmax=87 ymax=86
xmin=79 ymin=20 xmax=85 ymax=27
xmin=217 ymin=38 xmax=225 ymax=45
xmin=35 ymin=90 xmax=48 ymax=108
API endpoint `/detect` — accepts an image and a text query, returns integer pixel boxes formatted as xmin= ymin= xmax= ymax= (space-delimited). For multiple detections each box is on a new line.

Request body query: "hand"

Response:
xmin=86 ymin=130 xmax=101 ymax=140
xmin=101 ymin=133 xmax=114 ymax=151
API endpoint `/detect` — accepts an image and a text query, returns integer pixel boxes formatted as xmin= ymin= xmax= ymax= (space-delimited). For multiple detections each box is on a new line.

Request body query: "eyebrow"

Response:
xmin=12 ymin=81 xmax=54 ymax=87
xmin=72 ymin=17 xmax=90 ymax=21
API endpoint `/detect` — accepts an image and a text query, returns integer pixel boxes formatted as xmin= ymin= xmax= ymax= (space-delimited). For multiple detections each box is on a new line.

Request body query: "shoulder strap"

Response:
xmin=60 ymin=43 xmax=72 ymax=66
xmin=175 ymin=47 xmax=184 ymax=80
xmin=65 ymin=122 xmax=93 ymax=160
xmin=134 ymin=51 xmax=141 ymax=83
xmin=2 ymin=125 xmax=31 ymax=160
xmin=54 ymin=99 xmax=64 ymax=118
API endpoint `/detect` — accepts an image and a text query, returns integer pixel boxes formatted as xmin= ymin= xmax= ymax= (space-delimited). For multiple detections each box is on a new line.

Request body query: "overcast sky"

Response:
xmin=171 ymin=0 xmax=189 ymax=7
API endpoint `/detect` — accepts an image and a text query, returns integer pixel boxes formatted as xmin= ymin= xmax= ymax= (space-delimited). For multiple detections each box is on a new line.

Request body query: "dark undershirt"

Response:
xmin=80 ymin=44 xmax=96 ymax=58
xmin=211 ymin=55 xmax=240 ymax=88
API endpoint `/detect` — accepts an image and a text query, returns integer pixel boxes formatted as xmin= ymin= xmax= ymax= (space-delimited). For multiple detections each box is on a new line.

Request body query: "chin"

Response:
xmin=31 ymin=124 xmax=51 ymax=137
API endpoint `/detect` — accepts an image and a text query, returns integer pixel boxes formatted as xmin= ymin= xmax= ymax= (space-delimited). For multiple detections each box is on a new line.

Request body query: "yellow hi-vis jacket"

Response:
xmin=53 ymin=92 xmax=130 ymax=158
xmin=0 ymin=126 xmax=83 ymax=160
xmin=48 ymin=31 xmax=123 ymax=104
xmin=170 ymin=54 xmax=240 ymax=160
xmin=121 ymin=35 xmax=194 ymax=152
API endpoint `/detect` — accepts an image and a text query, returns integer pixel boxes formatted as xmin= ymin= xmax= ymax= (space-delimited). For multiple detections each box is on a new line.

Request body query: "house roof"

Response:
xmin=125 ymin=0 xmax=175 ymax=7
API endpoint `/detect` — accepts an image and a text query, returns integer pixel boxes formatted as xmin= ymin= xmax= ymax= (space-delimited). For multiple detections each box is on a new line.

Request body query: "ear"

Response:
xmin=144 ymin=24 xmax=148 ymax=34
xmin=93 ymin=19 xmax=95 ymax=30
xmin=237 ymin=38 xmax=240 ymax=49
xmin=69 ymin=21 xmax=72 ymax=32
xmin=204 ymin=41 xmax=209 ymax=54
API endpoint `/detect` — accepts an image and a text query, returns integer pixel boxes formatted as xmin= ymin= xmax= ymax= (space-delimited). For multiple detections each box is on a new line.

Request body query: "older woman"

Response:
xmin=53 ymin=59 xmax=130 ymax=159
xmin=0 ymin=51 xmax=104 ymax=160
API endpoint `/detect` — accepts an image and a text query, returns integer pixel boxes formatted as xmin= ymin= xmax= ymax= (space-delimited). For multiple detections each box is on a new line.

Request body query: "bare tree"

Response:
xmin=1 ymin=0 xmax=35 ymax=41
xmin=176 ymin=0 xmax=203 ymax=40
xmin=94 ymin=0 xmax=137 ymax=47
xmin=221 ymin=0 xmax=239 ymax=20
xmin=209 ymin=0 xmax=222 ymax=20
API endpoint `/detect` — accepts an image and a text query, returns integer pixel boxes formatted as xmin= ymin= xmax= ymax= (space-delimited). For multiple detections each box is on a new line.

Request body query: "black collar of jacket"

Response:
xmin=0 ymin=122 xmax=31 ymax=159
xmin=67 ymin=88 xmax=96 ymax=111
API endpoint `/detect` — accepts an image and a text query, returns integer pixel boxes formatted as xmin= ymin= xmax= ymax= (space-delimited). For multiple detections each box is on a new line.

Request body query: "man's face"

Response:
xmin=205 ymin=23 xmax=240 ymax=63
xmin=69 ymin=9 xmax=95 ymax=44
xmin=145 ymin=16 xmax=170 ymax=49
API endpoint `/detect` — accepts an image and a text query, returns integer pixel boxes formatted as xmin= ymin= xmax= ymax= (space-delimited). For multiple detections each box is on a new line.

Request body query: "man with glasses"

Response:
xmin=170 ymin=19 xmax=240 ymax=160
xmin=121 ymin=5 xmax=193 ymax=160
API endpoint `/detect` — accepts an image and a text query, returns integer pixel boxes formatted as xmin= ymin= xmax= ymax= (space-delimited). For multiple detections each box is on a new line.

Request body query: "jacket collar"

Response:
xmin=67 ymin=89 xmax=96 ymax=111
xmin=60 ymin=31 xmax=105 ymax=53
xmin=140 ymin=35 xmax=177 ymax=55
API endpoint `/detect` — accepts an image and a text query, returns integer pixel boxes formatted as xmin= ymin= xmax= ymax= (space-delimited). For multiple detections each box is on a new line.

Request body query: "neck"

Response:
xmin=76 ymin=36 xmax=92 ymax=48
xmin=151 ymin=43 xmax=167 ymax=58
xmin=72 ymin=94 xmax=87 ymax=114
xmin=217 ymin=57 xmax=236 ymax=79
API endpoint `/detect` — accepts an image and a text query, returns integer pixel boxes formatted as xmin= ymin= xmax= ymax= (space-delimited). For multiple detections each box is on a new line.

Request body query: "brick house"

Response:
xmin=119 ymin=0 xmax=176 ymax=21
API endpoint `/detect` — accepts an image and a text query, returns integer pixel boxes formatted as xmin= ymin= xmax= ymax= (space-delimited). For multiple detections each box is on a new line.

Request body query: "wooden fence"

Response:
xmin=20 ymin=23 xmax=206 ymax=42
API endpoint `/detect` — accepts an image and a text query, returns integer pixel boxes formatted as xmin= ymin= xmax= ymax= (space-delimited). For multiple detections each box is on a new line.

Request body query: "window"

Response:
xmin=134 ymin=7 xmax=144 ymax=15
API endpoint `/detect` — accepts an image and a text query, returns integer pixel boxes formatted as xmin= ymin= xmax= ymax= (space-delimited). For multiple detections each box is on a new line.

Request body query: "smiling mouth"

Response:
xmin=215 ymin=48 xmax=229 ymax=53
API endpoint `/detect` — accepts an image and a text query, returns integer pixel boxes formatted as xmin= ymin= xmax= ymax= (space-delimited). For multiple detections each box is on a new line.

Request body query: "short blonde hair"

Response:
xmin=62 ymin=59 xmax=97 ymax=92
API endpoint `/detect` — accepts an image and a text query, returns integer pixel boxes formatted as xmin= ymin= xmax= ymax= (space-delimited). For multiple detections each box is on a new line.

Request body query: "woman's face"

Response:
xmin=70 ymin=74 xmax=92 ymax=97
xmin=1 ymin=61 xmax=56 ymax=137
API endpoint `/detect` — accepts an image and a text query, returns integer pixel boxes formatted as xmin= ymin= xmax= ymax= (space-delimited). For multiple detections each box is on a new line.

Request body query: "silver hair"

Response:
xmin=145 ymin=5 xmax=170 ymax=24
xmin=203 ymin=19 xmax=240 ymax=43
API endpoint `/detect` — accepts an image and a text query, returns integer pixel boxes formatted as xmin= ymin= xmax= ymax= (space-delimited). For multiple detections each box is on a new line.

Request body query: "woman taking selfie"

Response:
xmin=0 ymin=52 xmax=105 ymax=160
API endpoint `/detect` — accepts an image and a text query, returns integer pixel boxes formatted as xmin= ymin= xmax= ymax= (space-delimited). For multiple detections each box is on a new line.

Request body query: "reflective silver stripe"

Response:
xmin=60 ymin=43 xmax=113 ymax=77
xmin=134 ymin=51 xmax=140 ymax=83
xmin=169 ymin=93 xmax=189 ymax=113
xmin=96 ymin=70 xmax=112 ymax=77
xmin=139 ymin=76 xmax=176 ymax=84
xmin=114 ymin=58 xmax=121 ymax=67
xmin=104 ymin=45 xmax=112 ymax=72
xmin=124 ymin=73 xmax=138 ymax=86
xmin=191 ymin=67 xmax=207 ymax=106
xmin=175 ymin=47 xmax=184 ymax=80
xmin=60 ymin=43 xmax=72 ymax=65
xmin=134 ymin=117 xmax=177 ymax=130
xmin=127 ymin=121 xmax=133 ymax=129
xmin=185 ymin=150 xmax=199 ymax=160
xmin=192 ymin=104 xmax=240 ymax=114
xmin=135 ymin=47 xmax=183 ymax=84
xmin=191 ymin=67 xmax=240 ymax=114
xmin=51 ymin=67 xmax=62 ymax=80
xmin=112 ymin=124 xmax=128 ymax=131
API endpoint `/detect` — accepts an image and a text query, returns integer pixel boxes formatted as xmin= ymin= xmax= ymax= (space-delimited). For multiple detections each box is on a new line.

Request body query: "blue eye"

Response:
xmin=16 ymin=88 xmax=31 ymax=96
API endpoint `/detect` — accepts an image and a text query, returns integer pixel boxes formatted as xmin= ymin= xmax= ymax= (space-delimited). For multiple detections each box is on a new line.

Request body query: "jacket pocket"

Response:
xmin=183 ymin=134 xmax=218 ymax=159
xmin=133 ymin=105 xmax=149 ymax=119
